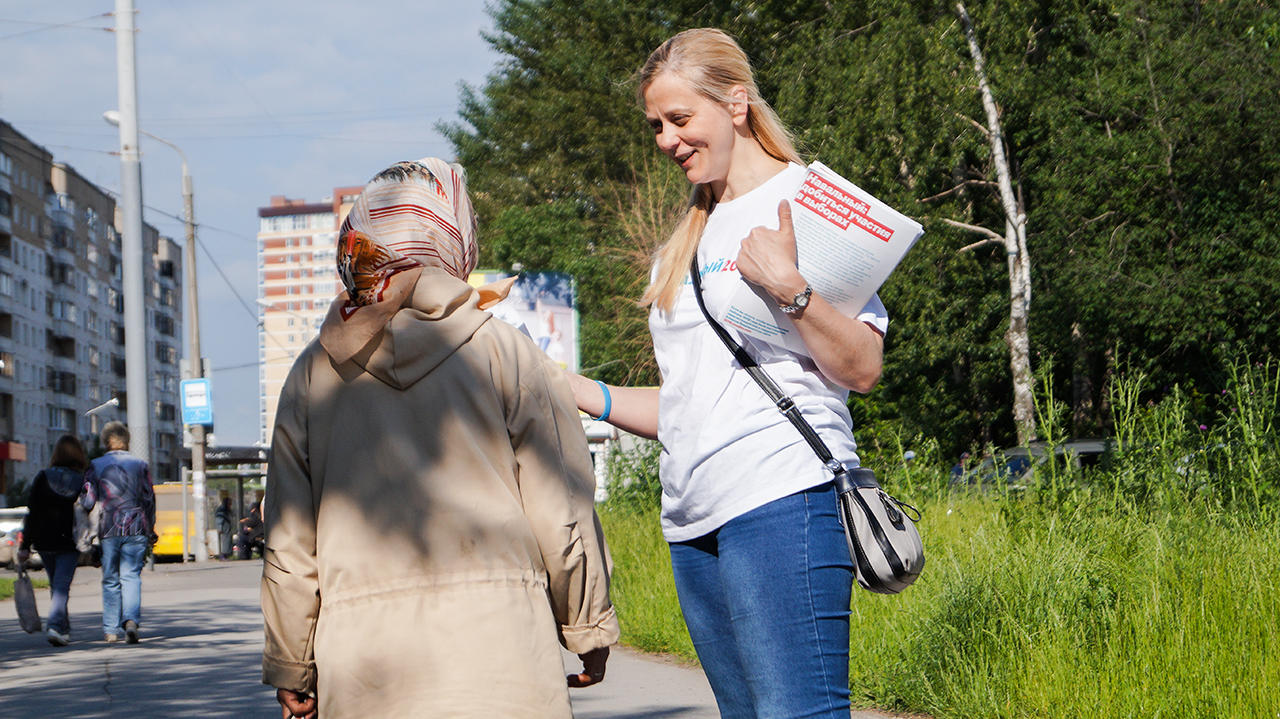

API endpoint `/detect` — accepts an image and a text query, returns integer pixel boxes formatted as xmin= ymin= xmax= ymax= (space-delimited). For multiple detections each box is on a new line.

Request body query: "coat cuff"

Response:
xmin=263 ymin=655 xmax=317 ymax=695
xmin=559 ymin=606 xmax=621 ymax=654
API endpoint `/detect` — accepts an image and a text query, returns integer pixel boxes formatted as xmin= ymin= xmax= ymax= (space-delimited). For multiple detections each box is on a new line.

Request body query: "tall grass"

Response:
xmin=599 ymin=358 xmax=1280 ymax=717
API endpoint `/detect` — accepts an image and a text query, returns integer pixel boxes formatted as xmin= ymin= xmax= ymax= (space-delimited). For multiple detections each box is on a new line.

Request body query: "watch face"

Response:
xmin=795 ymin=291 xmax=810 ymax=308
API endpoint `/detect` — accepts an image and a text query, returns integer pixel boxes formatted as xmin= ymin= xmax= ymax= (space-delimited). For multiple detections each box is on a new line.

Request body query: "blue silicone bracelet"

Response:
xmin=593 ymin=380 xmax=612 ymax=422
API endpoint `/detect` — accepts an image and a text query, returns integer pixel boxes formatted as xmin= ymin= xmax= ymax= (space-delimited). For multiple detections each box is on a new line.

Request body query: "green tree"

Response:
xmin=445 ymin=0 xmax=1280 ymax=457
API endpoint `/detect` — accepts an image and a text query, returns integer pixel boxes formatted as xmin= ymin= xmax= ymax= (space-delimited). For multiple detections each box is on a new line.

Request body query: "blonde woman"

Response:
xmin=569 ymin=29 xmax=887 ymax=717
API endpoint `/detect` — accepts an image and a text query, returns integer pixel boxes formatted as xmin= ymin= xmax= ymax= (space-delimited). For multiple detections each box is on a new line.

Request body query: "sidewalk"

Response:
xmin=0 ymin=561 xmax=898 ymax=718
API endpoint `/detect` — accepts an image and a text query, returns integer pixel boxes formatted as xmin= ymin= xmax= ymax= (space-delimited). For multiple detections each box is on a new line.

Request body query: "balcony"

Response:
xmin=46 ymin=370 xmax=77 ymax=397
xmin=50 ymin=227 xmax=76 ymax=260
xmin=50 ymin=207 xmax=74 ymax=230
xmin=47 ymin=331 xmax=76 ymax=359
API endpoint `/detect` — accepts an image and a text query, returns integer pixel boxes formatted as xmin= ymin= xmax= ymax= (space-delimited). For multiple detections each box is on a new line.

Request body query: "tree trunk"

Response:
xmin=957 ymin=2 xmax=1036 ymax=444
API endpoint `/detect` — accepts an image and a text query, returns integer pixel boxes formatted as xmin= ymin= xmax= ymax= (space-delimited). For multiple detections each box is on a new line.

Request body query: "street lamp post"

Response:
xmin=104 ymin=109 xmax=208 ymax=562
xmin=110 ymin=0 xmax=150 ymax=472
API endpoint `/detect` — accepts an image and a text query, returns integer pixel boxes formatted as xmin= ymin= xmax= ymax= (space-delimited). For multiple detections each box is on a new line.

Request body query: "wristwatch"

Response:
xmin=779 ymin=284 xmax=812 ymax=314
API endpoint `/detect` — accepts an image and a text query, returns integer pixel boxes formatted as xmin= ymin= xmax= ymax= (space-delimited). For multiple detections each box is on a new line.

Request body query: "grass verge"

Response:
xmin=601 ymin=497 xmax=1280 ymax=718
xmin=0 ymin=574 xmax=51 ymax=601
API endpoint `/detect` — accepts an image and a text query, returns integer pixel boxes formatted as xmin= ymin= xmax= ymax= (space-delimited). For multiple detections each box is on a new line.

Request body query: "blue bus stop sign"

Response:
xmin=180 ymin=378 xmax=214 ymax=426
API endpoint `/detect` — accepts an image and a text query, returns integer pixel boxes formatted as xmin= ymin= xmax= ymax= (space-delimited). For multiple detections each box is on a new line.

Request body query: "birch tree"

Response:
xmin=946 ymin=2 xmax=1036 ymax=444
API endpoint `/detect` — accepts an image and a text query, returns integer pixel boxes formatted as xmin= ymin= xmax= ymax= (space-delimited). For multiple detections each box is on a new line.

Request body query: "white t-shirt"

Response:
xmin=649 ymin=163 xmax=890 ymax=542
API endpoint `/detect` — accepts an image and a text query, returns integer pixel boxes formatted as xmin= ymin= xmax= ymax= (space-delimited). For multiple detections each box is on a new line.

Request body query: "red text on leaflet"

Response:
xmin=796 ymin=175 xmax=894 ymax=242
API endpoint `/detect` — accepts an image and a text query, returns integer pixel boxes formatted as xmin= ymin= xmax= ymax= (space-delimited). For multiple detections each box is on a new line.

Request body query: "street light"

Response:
xmin=105 ymin=109 xmax=209 ymax=562
xmin=84 ymin=396 xmax=121 ymax=417
xmin=106 ymin=2 xmax=150 ymax=479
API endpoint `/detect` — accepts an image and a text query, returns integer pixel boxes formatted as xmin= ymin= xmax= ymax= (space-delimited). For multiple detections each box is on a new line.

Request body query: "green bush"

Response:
xmin=603 ymin=439 xmax=663 ymax=512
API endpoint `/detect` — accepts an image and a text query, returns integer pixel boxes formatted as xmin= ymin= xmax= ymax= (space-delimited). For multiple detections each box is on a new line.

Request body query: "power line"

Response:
xmin=194 ymin=235 xmax=258 ymax=323
xmin=0 ymin=12 xmax=112 ymax=41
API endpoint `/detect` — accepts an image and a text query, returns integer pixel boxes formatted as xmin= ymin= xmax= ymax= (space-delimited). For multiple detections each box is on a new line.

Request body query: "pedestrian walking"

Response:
xmin=83 ymin=421 xmax=155 ymax=644
xmin=565 ymin=28 xmax=888 ymax=718
xmin=16 ymin=434 xmax=91 ymax=646
xmin=261 ymin=158 xmax=618 ymax=719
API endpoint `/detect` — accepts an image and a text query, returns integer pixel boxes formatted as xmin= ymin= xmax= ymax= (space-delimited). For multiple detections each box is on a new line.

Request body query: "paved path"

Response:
xmin=0 ymin=561 xmax=899 ymax=718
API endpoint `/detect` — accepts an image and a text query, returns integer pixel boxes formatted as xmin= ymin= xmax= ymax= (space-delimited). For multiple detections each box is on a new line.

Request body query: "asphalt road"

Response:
xmin=0 ymin=561 xmax=900 ymax=718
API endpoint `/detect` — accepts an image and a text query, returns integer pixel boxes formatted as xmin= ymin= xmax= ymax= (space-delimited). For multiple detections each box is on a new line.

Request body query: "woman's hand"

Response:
xmin=735 ymin=200 xmax=807 ymax=306
xmin=567 ymin=646 xmax=609 ymax=688
xmin=735 ymin=200 xmax=884 ymax=392
xmin=276 ymin=688 xmax=317 ymax=719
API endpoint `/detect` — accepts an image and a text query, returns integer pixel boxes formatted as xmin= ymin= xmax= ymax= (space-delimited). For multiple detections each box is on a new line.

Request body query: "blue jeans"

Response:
xmin=38 ymin=550 xmax=79 ymax=634
xmin=669 ymin=483 xmax=853 ymax=719
xmin=101 ymin=535 xmax=148 ymax=635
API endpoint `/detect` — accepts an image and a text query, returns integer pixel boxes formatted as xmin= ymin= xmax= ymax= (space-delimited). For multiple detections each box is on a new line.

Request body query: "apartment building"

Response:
xmin=256 ymin=187 xmax=360 ymax=444
xmin=0 ymin=119 xmax=184 ymax=498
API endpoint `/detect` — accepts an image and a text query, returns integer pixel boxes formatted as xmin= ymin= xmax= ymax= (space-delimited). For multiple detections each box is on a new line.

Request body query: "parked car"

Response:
xmin=954 ymin=439 xmax=1113 ymax=490
xmin=0 ymin=527 xmax=18 ymax=568
xmin=0 ymin=507 xmax=27 ymax=568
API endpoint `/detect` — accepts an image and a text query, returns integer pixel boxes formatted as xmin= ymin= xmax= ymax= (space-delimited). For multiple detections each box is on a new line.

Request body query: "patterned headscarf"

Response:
xmin=319 ymin=158 xmax=513 ymax=364
xmin=336 ymin=157 xmax=478 ymax=309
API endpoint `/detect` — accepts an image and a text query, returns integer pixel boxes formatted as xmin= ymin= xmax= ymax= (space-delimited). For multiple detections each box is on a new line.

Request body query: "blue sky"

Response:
xmin=1 ymin=1 xmax=501 ymax=445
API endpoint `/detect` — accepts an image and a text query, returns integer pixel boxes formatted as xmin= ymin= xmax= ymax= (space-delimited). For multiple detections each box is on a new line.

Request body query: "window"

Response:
xmin=0 ymin=272 xmax=11 ymax=297
xmin=154 ymin=401 xmax=176 ymax=422
xmin=153 ymin=342 xmax=176 ymax=365
xmin=0 ymin=352 xmax=12 ymax=378
xmin=48 ymin=405 xmax=75 ymax=431
xmin=261 ymin=215 xmax=289 ymax=233
xmin=46 ymin=369 xmax=76 ymax=396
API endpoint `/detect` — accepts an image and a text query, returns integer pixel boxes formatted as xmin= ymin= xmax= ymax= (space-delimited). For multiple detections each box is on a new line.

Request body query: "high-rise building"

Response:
xmin=0 ymin=119 xmax=184 ymax=499
xmin=256 ymin=187 xmax=360 ymax=444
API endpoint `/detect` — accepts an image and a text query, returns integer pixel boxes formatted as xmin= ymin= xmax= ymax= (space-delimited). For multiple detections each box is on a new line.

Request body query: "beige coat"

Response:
xmin=261 ymin=269 xmax=619 ymax=718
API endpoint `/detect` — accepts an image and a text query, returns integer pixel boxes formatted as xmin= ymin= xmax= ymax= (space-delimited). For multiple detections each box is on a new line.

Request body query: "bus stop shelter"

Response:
xmin=175 ymin=445 xmax=270 ymax=560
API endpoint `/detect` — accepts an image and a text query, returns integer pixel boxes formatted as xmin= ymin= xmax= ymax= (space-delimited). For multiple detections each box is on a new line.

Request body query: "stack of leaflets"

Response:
xmin=720 ymin=161 xmax=925 ymax=355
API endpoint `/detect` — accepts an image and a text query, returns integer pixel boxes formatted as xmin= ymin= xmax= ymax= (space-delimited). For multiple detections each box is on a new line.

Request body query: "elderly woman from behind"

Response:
xmin=261 ymin=158 xmax=618 ymax=719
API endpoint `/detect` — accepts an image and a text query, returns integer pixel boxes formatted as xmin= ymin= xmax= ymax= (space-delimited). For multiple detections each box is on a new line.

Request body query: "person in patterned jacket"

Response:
xmin=83 ymin=421 xmax=155 ymax=644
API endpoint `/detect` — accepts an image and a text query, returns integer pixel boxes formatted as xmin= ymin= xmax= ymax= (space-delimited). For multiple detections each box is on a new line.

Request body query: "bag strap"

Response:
xmin=689 ymin=259 xmax=848 ymax=480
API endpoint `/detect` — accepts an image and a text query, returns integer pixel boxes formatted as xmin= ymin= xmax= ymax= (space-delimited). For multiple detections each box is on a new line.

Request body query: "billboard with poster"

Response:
xmin=468 ymin=270 xmax=578 ymax=372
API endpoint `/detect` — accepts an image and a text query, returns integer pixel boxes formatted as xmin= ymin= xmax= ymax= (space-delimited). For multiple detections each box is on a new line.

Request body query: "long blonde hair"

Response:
xmin=637 ymin=28 xmax=802 ymax=313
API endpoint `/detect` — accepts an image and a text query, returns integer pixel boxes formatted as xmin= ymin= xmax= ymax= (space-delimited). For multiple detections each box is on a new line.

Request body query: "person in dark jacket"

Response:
xmin=17 ymin=434 xmax=90 ymax=647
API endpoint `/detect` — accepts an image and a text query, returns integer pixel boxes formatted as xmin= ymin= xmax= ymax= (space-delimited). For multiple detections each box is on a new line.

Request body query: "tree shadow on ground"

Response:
xmin=0 ymin=600 xmax=277 ymax=718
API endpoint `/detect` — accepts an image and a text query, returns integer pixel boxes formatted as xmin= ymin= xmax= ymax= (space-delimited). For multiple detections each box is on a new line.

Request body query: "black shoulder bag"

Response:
xmin=689 ymin=261 xmax=924 ymax=594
